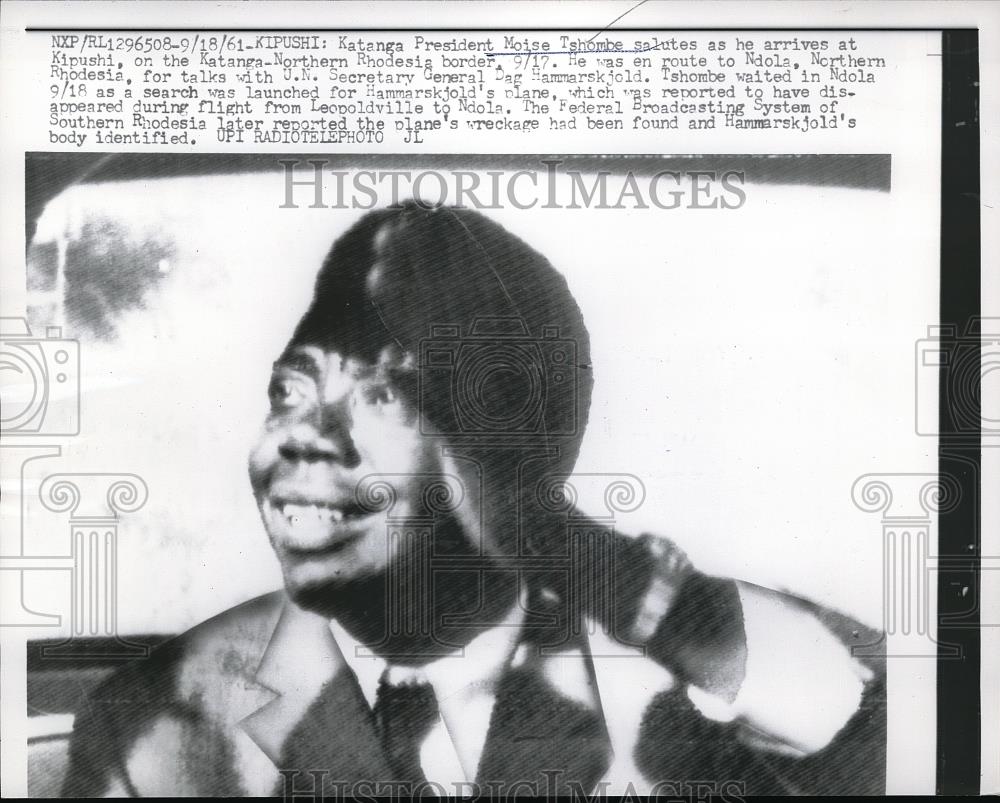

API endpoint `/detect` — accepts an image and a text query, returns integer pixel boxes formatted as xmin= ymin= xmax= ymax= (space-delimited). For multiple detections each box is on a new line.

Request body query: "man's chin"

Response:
xmin=281 ymin=562 xmax=378 ymax=617
xmin=285 ymin=580 xmax=343 ymax=617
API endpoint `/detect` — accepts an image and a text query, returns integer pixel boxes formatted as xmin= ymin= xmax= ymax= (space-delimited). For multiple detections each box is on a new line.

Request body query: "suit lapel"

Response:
xmin=262 ymin=669 xmax=395 ymax=786
xmin=231 ymin=601 xmax=660 ymax=794
xmin=236 ymin=600 xmax=392 ymax=787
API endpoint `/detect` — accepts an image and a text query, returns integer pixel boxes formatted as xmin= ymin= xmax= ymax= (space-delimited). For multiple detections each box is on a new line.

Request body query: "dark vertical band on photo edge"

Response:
xmin=937 ymin=28 xmax=981 ymax=795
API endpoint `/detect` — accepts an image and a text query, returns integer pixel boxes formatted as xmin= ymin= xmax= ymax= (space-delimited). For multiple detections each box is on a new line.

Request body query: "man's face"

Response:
xmin=248 ymin=343 xmax=443 ymax=602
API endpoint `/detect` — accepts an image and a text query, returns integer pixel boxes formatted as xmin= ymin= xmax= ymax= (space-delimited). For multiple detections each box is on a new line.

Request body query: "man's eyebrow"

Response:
xmin=272 ymin=350 xmax=322 ymax=378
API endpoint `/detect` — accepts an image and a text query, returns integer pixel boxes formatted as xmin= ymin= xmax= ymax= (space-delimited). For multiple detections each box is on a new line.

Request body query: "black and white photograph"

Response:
xmin=0 ymin=4 xmax=995 ymax=799
xmin=16 ymin=153 xmax=911 ymax=797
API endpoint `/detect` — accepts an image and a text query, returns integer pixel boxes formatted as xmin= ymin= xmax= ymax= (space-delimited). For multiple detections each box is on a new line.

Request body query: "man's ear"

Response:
xmin=435 ymin=447 xmax=503 ymax=554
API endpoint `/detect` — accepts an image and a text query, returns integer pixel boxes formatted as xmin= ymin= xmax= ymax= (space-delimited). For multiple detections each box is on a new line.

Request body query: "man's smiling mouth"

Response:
xmin=263 ymin=495 xmax=376 ymax=552
xmin=274 ymin=497 xmax=369 ymax=524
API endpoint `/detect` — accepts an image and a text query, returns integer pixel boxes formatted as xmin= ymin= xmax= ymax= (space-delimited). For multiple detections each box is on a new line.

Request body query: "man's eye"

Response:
xmin=361 ymin=384 xmax=398 ymax=408
xmin=268 ymin=376 xmax=309 ymax=410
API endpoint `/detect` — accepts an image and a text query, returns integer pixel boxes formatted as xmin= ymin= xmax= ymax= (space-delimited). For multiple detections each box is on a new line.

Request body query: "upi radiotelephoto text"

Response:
xmin=46 ymin=33 xmax=889 ymax=147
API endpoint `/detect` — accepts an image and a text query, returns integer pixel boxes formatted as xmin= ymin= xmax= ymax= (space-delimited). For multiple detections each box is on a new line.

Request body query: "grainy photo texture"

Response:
xmin=14 ymin=155 xmax=896 ymax=797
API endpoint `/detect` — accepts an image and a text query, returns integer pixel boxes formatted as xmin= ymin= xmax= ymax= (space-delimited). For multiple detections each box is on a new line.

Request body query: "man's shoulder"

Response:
xmin=174 ymin=588 xmax=287 ymax=659
xmin=91 ymin=590 xmax=285 ymax=705
xmin=63 ymin=591 xmax=287 ymax=796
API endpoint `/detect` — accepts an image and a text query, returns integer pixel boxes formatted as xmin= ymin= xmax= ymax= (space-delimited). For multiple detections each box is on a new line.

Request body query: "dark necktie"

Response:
xmin=372 ymin=670 xmax=440 ymax=785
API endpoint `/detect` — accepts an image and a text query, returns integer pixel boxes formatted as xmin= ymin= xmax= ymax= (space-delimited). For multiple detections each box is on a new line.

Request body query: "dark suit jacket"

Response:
xmin=62 ymin=555 xmax=886 ymax=797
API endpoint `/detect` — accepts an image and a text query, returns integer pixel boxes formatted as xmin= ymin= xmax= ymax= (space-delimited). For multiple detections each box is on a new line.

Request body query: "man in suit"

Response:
xmin=63 ymin=203 xmax=885 ymax=797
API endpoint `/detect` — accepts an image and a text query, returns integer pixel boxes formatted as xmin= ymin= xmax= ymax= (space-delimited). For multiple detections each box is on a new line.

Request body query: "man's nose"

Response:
xmin=278 ymin=401 xmax=361 ymax=468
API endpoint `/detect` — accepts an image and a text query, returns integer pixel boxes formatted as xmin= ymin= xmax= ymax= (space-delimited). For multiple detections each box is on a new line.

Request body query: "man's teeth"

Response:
xmin=279 ymin=502 xmax=352 ymax=525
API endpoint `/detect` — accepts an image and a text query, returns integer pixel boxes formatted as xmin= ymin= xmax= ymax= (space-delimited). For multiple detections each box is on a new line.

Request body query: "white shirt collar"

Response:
xmin=328 ymin=597 xmax=526 ymax=783
xmin=329 ymin=599 xmax=525 ymax=708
